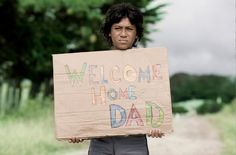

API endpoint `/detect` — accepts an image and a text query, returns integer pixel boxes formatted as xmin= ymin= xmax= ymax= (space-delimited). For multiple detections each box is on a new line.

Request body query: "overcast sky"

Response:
xmin=147 ymin=0 xmax=235 ymax=76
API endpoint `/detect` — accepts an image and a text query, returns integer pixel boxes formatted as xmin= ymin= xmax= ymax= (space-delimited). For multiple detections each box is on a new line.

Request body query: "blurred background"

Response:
xmin=0 ymin=0 xmax=235 ymax=155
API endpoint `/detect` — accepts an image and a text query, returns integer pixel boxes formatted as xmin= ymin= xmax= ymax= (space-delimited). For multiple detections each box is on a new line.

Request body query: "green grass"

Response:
xmin=0 ymin=98 xmax=88 ymax=155
xmin=174 ymin=99 xmax=204 ymax=112
xmin=208 ymin=98 xmax=236 ymax=155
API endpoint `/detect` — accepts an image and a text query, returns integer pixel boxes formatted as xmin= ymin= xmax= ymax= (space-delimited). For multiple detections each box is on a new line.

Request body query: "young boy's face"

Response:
xmin=109 ymin=18 xmax=137 ymax=50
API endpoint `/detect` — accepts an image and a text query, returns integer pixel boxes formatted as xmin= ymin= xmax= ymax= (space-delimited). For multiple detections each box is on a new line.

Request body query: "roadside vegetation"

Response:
xmin=0 ymin=97 xmax=88 ymax=155
xmin=208 ymin=98 xmax=236 ymax=155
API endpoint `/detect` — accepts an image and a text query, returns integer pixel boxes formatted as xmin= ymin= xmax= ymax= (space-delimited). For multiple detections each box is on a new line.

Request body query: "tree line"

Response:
xmin=170 ymin=73 xmax=235 ymax=103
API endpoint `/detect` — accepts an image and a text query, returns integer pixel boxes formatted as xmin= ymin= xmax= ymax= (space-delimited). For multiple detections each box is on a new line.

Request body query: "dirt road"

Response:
xmin=148 ymin=115 xmax=222 ymax=155
xmin=60 ymin=115 xmax=222 ymax=155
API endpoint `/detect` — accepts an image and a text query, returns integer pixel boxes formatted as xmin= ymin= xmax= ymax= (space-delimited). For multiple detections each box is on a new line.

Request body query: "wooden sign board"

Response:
xmin=52 ymin=47 xmax=173 ymax=140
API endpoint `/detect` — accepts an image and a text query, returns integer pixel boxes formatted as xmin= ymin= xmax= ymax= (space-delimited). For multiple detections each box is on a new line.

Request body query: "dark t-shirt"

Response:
xmin=88 ymin=135 xmax=149 ymax=155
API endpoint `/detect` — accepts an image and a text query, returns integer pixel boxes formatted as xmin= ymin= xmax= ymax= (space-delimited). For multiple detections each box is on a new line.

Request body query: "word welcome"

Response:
xmin=64 ymin=63 xmax=162 ymax=86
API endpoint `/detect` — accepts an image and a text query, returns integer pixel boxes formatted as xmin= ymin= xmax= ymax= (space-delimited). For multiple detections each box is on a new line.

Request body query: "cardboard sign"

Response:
xmin=53 ymin=47 xmax=173 ymax=140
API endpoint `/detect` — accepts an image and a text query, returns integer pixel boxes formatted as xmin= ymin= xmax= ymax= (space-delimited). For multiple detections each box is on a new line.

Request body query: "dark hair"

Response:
xmin=101 ymin=3 xmax=144 ymax=47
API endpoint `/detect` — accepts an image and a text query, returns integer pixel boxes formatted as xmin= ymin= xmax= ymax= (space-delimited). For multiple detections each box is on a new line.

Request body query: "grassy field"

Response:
xmin=208 ymin=98 xmax=236 ymax=155
xmin=0 ymin=98 xmax=88 ymax=155
xmin=1 ymin=97 xmax=235 ymax=155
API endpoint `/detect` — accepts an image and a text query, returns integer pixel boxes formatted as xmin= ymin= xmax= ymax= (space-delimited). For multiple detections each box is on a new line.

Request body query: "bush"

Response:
xmin=196 ymin=100 xmax=223 ymax=114
xmin=172 ymin=105 xmax=188 ymax=114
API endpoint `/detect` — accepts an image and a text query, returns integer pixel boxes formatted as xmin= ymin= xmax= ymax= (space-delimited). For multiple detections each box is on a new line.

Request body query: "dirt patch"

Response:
xmin=148 ymin=114 xmax=222 ymax=155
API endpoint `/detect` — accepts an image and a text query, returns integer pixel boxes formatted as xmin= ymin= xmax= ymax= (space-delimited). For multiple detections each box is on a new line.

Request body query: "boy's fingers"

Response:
xmin=152 ymin=130 xmax=155 ymax=138
xmin=68 ymin=138 xmax=87 ymax=143
xmin=68 ymin=137 xmax=77 ymax=143
xmin=147 ymin=129 xmax=165 ymax=138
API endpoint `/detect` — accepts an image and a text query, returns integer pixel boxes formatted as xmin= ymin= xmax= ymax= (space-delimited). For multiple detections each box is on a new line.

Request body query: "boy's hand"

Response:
xmin=68 ymin=137 xmax=86 ymax=143
xmin=147 ymin=129 xmax=165 ymax=138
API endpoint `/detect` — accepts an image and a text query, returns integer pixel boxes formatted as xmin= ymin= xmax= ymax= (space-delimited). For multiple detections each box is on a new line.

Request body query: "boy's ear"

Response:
xmin=109 ymin=33 xmax=111 ymax=37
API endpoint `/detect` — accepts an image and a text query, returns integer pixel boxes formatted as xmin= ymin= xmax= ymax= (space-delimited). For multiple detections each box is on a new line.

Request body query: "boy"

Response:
xmin=69 ymin=3 xmax=164 ymax=155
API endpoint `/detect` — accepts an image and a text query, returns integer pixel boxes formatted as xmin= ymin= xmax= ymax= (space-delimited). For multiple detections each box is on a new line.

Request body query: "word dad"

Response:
xmin=110 ymin=102 xmax=164 ymax=128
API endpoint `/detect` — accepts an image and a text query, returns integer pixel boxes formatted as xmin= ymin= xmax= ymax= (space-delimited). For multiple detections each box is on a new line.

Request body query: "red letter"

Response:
xmin=126 ymin=104 xmax=144 ymax=126
xmin=152 ymin=64 xmax=162 ymax=80
xmin=119 ymin=88 xmax=128 ymax=99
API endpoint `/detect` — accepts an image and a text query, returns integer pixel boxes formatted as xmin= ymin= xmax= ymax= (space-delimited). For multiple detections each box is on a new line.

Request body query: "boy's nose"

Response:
xmin=120 ymin=29 xmax=127 ymax=37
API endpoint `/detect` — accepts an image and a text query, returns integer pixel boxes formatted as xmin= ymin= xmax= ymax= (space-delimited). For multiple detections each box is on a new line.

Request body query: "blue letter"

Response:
xmin=110 ymin=104 xmax=126 ymax=128
xmin=138 ymin=66 xmax=151 ymax=83
xmin=128 ymin=85 xmax=137 ymax=100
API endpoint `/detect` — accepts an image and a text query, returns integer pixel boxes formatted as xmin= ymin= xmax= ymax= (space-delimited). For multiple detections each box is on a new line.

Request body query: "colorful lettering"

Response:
xmin=110 ymin=66 xmax=121 ymax=83
xmin=89 ymin=65 xmax=99 ymax=85
xmin=152 ymin=64 xmax=162 ymax=80
xmin=100 ymin=65 xmax=108 ymax=84
xmin=123 ymin=65 xmax=137 ymax=82
xmin=146 ymin=102 xmax=164 ymax=128
xmin=64 ymin=63 xmax=87 ymax=86
xmin=119 ymin=88 xmax=128 ymax=99
xmin=107 ymin=88 xmax=118 ymax=100
xmin=138 ymin=66 xmax=151 ymax=83
xmin=110 ymin=104 xmax=127 ymax=128
xmin=126 ymin=104 xmax=144 ymax=126
xmin=91 ymin=86 xmax=106 ymax=105
xmin=128 ymin=85 xmax=137 ymax=100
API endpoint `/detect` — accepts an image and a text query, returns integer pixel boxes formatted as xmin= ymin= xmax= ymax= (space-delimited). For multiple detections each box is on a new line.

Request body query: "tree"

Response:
xmin=0 ymin=0 xmax=168 ymax=84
